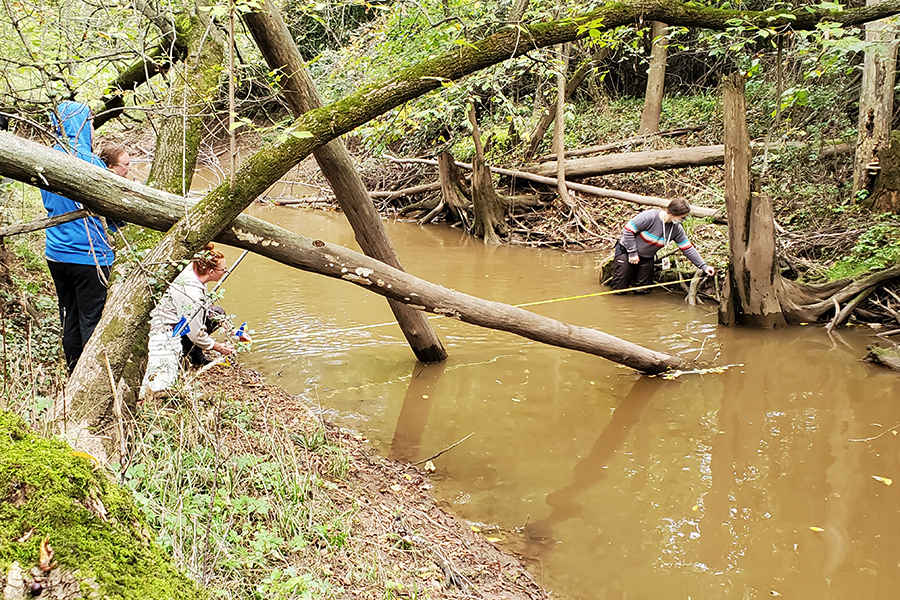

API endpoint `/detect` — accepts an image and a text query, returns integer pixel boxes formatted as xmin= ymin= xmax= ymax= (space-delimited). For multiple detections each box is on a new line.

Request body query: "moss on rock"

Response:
xmin=0 ymin=411 xmax=205 ymax=599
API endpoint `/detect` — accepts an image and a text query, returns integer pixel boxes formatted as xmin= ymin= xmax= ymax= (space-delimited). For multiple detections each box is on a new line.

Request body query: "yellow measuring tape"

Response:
xmin=252 ymin=280 xmax=681 ymax=344
xmin=513 ymin=280 xmax=681 ymax=308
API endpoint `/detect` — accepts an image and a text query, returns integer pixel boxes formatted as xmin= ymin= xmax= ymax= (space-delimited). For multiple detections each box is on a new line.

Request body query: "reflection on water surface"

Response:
xmin=220 ymin=205 xmax=900 ymax=600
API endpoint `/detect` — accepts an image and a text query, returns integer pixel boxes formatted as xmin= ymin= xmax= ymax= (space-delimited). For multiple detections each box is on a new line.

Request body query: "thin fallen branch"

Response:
xmin=0 ymin=209 xmax=89 ymax=238
xmin=414 ymin=432 xmax=474 ymax=465
xmin=370 ymin=181 xmax=442 ymax=200
xmin=849 ymin=422 xmax=900 ymax=442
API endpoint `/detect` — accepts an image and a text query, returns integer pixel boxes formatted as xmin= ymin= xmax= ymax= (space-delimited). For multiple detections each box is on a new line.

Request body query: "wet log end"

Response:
xmin=864 ymin=344 xmax=900 ymax=372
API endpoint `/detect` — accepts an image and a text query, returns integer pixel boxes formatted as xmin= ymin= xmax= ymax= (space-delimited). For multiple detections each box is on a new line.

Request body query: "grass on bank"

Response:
xmin=119 ymin=388 xmax=347 ymax=599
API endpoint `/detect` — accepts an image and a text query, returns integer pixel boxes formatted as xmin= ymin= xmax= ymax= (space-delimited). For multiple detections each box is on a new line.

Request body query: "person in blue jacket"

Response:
xmin=41 ymin=101 xmax=119 ymax=372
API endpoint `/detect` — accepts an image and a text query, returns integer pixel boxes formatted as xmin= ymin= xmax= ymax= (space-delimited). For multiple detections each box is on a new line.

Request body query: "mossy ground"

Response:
xmin=0 ymin=411 xmax=205 ymax=599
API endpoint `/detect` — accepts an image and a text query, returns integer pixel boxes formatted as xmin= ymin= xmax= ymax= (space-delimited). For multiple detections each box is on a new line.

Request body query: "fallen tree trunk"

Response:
xmin=531 ymin=144 xmax=727 ymax=177
xmin=389 ymin=156 xmax=723 ymax=221
xmin=532 ymin=140 xmax=856 ymax=178
xmin=0 ymin=131 xmax=683 ymax=375
xmin=538 ymin=125 xmax=706 ymax=162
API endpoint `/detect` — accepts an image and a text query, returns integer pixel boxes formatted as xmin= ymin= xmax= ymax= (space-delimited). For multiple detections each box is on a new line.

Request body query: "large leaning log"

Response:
xmin=242 ymin=0 xmax=447 ymax=363
xmin=0 ymin=131 xmax=682 ymax=374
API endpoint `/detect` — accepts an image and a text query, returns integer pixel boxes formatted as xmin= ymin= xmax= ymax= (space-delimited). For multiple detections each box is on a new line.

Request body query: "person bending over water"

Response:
xmin=610 ymin=198 xmax=715 ymax=293
xmin=140 ymin=243 xmax=251 ymax=398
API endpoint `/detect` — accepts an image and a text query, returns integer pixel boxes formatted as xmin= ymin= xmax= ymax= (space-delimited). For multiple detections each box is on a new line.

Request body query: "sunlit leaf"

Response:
xmin=872 ymin=475 xmax=893 ymax=486
xmin=810 ymin=526 xmax=824 ymax=532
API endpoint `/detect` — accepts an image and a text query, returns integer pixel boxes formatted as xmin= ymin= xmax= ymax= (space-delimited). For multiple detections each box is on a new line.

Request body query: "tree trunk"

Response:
xmin=853 ymin=0 xmax=899 ymax=204
xmin=866 ymin=130 xmax=900 ymax=212
xmin=468 ymin=105 xmax=509 ymax=244
xmin=719 ymin=73 xmax=787 ymax=328
xmin=242 ymin=0 xmax=447 ymax=362
xmin=638 ymin=21 xmax=669 ymax=134
xmin=508 ymin=0 xmax=529 ymax=21
xmin=524 ymin=47 xmax=609 ymax=160
xmin=145 ymin=11 xmax=224 ymax=195
xmin=552 ymin=44 xmax=576 ymax=209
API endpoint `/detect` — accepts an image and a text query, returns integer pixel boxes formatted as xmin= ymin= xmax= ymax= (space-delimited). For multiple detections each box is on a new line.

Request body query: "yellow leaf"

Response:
xmin=873 ymin=475 xmax=893 ymax=486
xmin=70 ymin=451 xmax=101 ymax=470
xmin=810 ymin=526 xmax=824 ymax=532
xmin=486 ymin=537 xmax=501 ymax=542
xmin=692 ymin=505 xmax=699 ymax=511
xmin=470 ymin=525 xmax=481 ymax=532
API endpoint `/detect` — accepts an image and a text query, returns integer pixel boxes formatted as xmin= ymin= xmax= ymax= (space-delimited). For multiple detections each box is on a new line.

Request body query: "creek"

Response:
xmin=217 ymin=203 xmax=899 ymax=600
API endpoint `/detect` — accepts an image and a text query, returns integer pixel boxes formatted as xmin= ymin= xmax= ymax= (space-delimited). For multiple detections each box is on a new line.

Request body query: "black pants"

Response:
xmin=180 ymin=305 xmax=226 ymax=365
xmin=47 ymin=261 xmax=110 ymax=372
xmin=609 ymin=244 xmax=656 ymax=292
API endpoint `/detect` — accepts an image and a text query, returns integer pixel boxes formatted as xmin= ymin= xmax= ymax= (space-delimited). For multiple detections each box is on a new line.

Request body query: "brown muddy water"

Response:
xmin=217 ymin=203 xmax=900 ymax=600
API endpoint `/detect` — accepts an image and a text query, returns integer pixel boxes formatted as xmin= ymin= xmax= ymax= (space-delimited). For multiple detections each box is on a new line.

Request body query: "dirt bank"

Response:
xmin=190 ymin=363 xmax=551 ymax=600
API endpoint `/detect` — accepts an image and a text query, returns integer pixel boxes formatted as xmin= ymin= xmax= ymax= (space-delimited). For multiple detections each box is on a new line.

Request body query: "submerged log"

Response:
xmin=864 ymin=345 xmax=900 ymax=371
xmin=0 ymin=132 xmax=682 ymax=374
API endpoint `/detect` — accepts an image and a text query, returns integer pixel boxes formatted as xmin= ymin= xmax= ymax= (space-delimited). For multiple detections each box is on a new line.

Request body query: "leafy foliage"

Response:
xmin=827 ymin=217 xmax=900 ymax=280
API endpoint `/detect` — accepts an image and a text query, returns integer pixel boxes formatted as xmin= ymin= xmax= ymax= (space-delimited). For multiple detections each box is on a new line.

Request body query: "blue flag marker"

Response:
xmin=172 ymin=316 xmax=191 ymax=337
xmin=235 ymin=322 xmax=247 ymax=338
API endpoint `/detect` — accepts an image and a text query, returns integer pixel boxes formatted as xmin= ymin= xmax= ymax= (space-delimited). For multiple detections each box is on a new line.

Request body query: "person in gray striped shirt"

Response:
xmin=609 ymin=199 xmax=715 ymax=293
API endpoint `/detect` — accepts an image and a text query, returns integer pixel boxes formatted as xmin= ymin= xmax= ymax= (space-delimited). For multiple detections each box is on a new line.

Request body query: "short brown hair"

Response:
xmin=193 ymin=243 xmax=225 ymax=275
xmin=98 ymin=145 xmax=128 ymax=167
xmin=667 ymin=199 xmax=691 ymax=217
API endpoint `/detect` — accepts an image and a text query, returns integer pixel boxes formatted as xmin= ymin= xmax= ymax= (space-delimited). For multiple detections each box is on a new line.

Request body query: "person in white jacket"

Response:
xmin=140 ymin=243 xmax=251 ymax=397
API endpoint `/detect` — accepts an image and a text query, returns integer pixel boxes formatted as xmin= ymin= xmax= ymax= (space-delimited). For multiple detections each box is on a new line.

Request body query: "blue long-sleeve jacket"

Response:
xmin=40 ymin=101 xmax=116 ymax=266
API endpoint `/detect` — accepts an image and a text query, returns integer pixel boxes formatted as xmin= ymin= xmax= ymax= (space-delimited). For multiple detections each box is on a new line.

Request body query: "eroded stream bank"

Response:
xmin=220 ymin=204 xmax=900 ymax=600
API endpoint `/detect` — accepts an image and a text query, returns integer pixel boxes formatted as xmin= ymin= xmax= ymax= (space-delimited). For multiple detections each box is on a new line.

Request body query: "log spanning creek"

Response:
xmin=219 ymin=204 xmax=899 ymax=600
